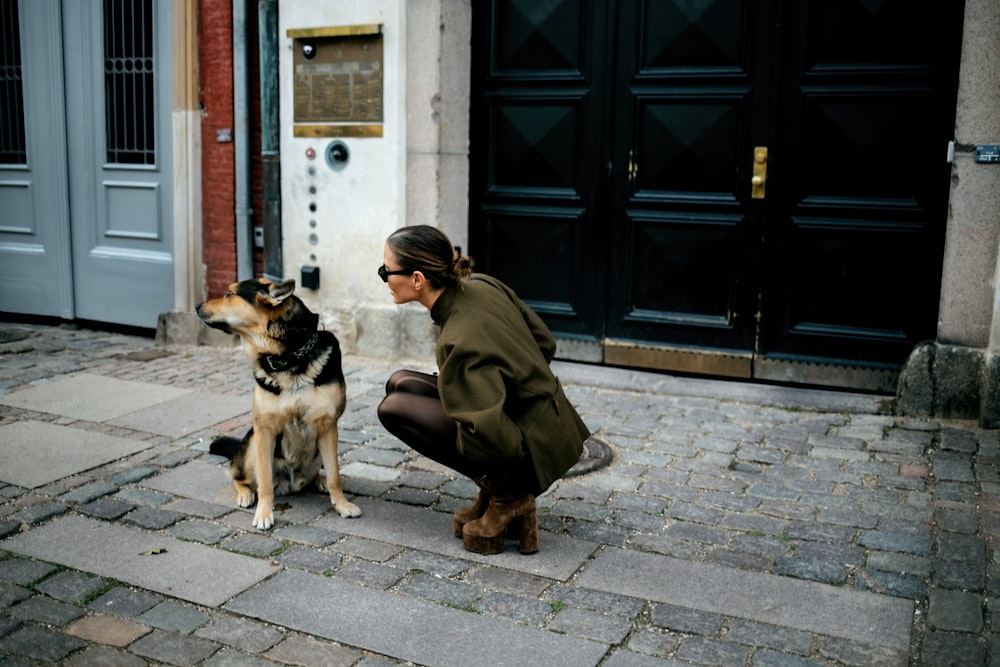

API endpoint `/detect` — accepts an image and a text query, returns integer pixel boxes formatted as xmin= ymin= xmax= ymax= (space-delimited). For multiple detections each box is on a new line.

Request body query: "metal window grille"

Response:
xmin=104 ymin=0 xmax=155 ymax=165
xmin=0 ymin=0 xmax=26 ymax=165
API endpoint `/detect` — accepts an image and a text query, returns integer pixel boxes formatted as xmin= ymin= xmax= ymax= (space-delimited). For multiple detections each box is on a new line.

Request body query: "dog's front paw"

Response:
xmin=252 ymin=507 xmax=275 ymax=530
xmin=334 ymin=500 xmax=361 ymax=518
xmin=236 ymin=488 xmax=256 ymax=508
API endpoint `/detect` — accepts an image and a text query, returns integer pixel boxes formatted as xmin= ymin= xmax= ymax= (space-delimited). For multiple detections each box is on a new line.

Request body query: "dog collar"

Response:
xmin=261 ymin=332 xmax=320 ymax=373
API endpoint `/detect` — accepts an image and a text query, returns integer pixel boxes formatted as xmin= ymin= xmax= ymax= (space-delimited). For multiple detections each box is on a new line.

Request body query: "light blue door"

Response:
xmin=0 ymin=0 xmax=73 ymax=318
xmin=0 ymin=0 xmax=173 ymax=329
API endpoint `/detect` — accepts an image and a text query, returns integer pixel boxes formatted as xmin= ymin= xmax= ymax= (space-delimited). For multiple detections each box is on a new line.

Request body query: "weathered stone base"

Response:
xmin=896 ymin=341 xmax=1000 ymax=427
xmin=155 ymin=311 xmax=236 ymax=347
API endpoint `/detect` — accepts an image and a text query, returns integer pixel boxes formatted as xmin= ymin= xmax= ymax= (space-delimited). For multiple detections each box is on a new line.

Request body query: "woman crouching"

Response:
xmin=376 ymin=225 xmax=590 ymax=554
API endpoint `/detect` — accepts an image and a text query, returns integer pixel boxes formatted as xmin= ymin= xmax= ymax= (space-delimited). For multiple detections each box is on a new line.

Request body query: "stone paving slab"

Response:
xmin=3 ymin=515 xmax=277 ymax=607
xmin=0 ymin=373 xmax=191 ymax=422
xmin=226 ymin=568 xmax=610 ymax=667
xmin=312 ymin=497 xmax=599 ymax=581
xmin=575 ymin=547 xmax=913 ymax=650
xmin=0 ymin=421 xmax=153 ymax=488
xmin=146 ymin=459 xmax=599 ymax=581
xmin=108 ymin=391 xmax=249 ymax=437
xmin=143 ymin=459 xmax=246 ymax=506
xmin=144 ymin=460 xmax=333 ymax=527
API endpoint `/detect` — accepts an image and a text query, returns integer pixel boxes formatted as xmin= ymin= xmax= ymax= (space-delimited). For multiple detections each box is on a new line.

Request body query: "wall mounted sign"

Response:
xmin=287 ymin=24 xmax=383 ymax=138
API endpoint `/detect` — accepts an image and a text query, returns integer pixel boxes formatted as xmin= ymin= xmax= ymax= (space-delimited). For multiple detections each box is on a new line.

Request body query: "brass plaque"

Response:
xmin=603 ymin=340 xmax=752 ymax=378
xmin=287 ymin=24 xmax=381 ymax=39
xmin=291 ymin=30 xmax=383 ymax=126
xmin=293 ymin=124 xmax=383 ymax=138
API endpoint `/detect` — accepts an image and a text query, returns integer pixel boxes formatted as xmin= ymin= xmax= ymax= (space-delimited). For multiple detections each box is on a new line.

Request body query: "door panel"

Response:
xmin=626 ymin=211 xmax=745 ymax=323
xmin=634 ymin=97 xmax=744 ymax=199
xmin=0 ymin=0 xmax=74 ymax=318
xmin=63 ymin=0 xmax=173 ymax=328
xmin=491 ymin=98 xmax=582 ymax=193
xmin=481 ymin=208 xmax=585 ymax=315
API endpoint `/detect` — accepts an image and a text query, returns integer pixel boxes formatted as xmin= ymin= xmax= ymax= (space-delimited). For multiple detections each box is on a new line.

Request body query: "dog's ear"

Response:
xmin=264 ymin=279 xmax=297 ymax=306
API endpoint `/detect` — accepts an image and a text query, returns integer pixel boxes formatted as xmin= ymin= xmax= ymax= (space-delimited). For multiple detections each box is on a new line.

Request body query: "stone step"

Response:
xmin=575 ymin=547 xmax=913 ymax=650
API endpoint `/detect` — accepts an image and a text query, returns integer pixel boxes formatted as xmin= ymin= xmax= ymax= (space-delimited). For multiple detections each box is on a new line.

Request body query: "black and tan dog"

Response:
xmin=196 ymin=278 xmax=360 ymax=529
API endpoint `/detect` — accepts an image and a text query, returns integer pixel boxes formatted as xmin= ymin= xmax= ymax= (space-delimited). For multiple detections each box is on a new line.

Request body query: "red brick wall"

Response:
xmin=198 ymin=0 xmax=265 ymax=295
xmin=199 ymin=0 xmax=236 ymax=298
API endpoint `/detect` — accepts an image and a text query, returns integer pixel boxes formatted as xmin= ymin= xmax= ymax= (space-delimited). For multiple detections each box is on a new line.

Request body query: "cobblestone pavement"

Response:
xmin=0 ymin=320 xmax=996 ymax=666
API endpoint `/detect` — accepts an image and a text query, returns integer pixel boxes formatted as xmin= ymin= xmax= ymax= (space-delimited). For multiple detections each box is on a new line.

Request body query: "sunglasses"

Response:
xmin=378 ymin=264 xmax=414 ymax=283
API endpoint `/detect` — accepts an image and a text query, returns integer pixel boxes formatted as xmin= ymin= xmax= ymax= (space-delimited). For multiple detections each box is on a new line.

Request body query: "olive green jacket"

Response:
xmin=431 ymin=274 xmax=590 ymax=495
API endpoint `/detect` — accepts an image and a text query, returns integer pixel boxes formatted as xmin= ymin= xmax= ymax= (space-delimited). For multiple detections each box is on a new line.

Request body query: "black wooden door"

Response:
xmin=469 ymin=0 xmax=963 ymax=390
xmin=757 ymin=2 xmax=962 ymax=384
xmin=602 ymin=0 xmax=773 ymax=377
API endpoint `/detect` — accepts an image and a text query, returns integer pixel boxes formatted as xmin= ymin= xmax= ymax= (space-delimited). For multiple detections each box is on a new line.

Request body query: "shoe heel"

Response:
xmin=518 ymin=507 xmax=538 ymax=554
xmin=505 ymin=516 xmax=522 ymax=540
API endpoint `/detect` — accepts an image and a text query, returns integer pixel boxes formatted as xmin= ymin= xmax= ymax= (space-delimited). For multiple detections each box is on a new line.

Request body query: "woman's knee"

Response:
xmin=385 ymin=369 xmax=415 ymax=394
xmin=376 ymin=391 xmax=405 ymax=428
xmin=385 ymin=370 xmax=439 ymax=398
xmin=378 ymin=391 xmax=454 ymax=440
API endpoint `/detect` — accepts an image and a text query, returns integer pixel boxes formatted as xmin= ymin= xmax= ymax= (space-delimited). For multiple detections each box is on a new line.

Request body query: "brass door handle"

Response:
xmin=751 ymin=147 xmax=767 ymax=199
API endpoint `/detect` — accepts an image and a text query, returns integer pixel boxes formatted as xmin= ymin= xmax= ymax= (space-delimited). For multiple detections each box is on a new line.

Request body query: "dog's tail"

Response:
xmin=209 ymin=436 xmax=243 ymax=460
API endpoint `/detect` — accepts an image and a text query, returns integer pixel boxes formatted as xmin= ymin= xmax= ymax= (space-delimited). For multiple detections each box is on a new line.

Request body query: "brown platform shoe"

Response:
xmin=462 ymin=495 xmax=538 ymax=555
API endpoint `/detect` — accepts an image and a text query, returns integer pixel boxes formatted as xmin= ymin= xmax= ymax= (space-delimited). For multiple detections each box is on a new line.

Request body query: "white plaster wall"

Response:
xmin=437 ymin=0 xmax=472 ymax=250
xmin=277 ymin=0 xmax=470 ymax=364
xmin=279 ymin=0 xmax=411 ymax=355
xmin=405 ymin=0 xmax=471 ymax=253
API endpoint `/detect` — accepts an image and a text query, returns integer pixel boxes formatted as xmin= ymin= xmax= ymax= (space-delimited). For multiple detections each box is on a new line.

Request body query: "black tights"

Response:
xmin=376 ymin=369 xmax=532 ymax=496
xmin=377 ymin=370 xmax=481 ymax=480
